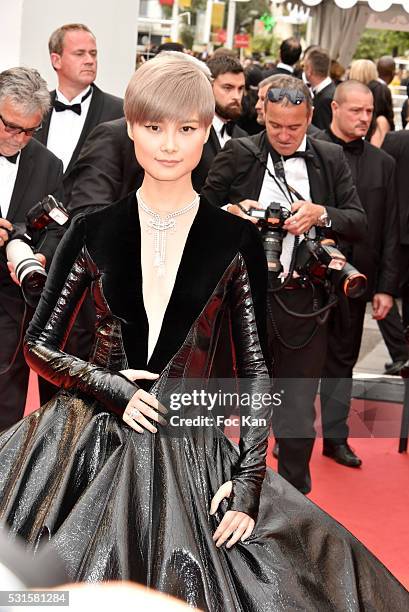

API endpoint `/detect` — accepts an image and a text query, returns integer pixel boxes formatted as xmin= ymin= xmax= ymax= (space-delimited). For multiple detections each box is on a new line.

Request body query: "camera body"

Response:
xmin=295 ymin=237 xmax=367 ymax=298
xmin=249 ymin=202 xmax=291 ymax=273
xmin=6 ymin=195 xmax=69 ymax=307
xmin=249 ymin=202 xmax=367 ymax=298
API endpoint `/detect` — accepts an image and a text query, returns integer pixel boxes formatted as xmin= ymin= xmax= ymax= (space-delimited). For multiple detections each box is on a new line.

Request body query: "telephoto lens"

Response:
xmin=334 ymin=263 xmax=367 ymax=299
xmin=6 ymin=239 xmax=47 ymax=308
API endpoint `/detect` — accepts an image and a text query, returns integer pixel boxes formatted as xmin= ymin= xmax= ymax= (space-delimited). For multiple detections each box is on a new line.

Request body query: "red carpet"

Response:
xmin=26 ymin=372 xmax=409 ymax=590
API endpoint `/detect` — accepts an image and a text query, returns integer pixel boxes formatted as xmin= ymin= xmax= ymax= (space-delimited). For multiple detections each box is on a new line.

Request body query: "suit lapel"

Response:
xmin=7 ymin=144 xmax=34 ymax=222
xmin=34 ymin=91 xmax=55 ymax=146
xmin=209 ymin=126 xmax=221 ymax=155
xmin=64 ymin=85 xmax=104 ymax=175
xmin=305 ymin=138 xmax=327 ymax=205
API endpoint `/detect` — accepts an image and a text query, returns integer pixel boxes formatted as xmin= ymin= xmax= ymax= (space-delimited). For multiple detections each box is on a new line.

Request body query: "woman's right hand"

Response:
xmin=121 ymin=370 xmax=167 ymax=434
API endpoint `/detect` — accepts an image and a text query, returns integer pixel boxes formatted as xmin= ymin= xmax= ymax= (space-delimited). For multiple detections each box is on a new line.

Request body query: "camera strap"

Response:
xmin=238 ymin=138 xmax=309 ymax=205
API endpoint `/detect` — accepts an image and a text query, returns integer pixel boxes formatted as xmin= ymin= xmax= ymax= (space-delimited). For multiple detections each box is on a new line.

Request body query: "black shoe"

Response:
xmin=384 ymin=359 xmax=407 ymax=375
xmin=401 ymin=359 xmax=409 ymax=378
xmin=272 ymin=442 xmax=279 ymax=459
xmin=323 ymin=442 xmax=362 ymax=467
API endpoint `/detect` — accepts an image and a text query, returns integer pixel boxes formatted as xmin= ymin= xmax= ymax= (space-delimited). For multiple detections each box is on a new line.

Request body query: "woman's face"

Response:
xmin=128 ymin=116 xmax=210 ymax=183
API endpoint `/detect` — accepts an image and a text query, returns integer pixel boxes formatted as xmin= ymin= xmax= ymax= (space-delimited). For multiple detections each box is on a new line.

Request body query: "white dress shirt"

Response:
xmin=313 ymin=76 xmax=333 ymax=95
xmin=0 ymin=154 xmax=20 ymax=219
xmin=47 ymin=86 xmax=93 ymax=172
xmin=276 ymin=62 xmax=294 ymax=74
xmin=212 ymin=115 xmax=232 ymax=149
xmin=258 ymin=136 xmax=312 ymax=274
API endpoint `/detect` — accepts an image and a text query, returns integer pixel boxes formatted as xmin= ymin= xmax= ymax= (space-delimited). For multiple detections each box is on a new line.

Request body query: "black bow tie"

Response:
xmin=220 ymin=121 xmax=235 ymax=137
xmin=0 ymin=152 xmax=19 ymax=164
xmin=327 ymin=129 xmax=364 ymax=156
xmin=282 ymin=150 xmax=313 ymax=162
xmin=53 ymin=87 xmax=92 ymax=116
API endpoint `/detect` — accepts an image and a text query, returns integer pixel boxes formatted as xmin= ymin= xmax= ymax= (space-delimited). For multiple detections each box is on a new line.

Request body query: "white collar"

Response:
xmin=277 ymin=62 xmax=294 ymax=73
xmin=313 ymin=76 xmax=332 ymax=95
xmin=56 ymin=86 xmax=92 ymax=105
xmin=212 ymin=115 xmax=226 ymax=135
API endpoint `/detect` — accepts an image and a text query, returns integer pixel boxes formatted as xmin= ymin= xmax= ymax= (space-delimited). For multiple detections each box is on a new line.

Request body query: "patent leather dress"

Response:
xmin=0 ymin=195 xmax=407 ymax=611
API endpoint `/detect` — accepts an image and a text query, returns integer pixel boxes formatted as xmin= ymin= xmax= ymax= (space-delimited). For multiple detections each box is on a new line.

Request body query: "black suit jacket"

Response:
xmin=68 ymin=119 xmax=247 ymax=211
xmin=201 ymin=130 xmax=366 ymax=245
xmin=192 ymin=124 xmax=247 ymax=193
xmin=317 ymin=131 xmax=399 ymax=298
xmin=382 ymin=130 xmax=409 ymax=245
xmin=1 ymin=139 xmax=64 ymax=319
xmin=312 ymin=82 xmax=336 ymax=131
xmin=262 ymin=67 xmax=294 ymax=78
xmin=35 ymin=84 xmax=124 ymax=190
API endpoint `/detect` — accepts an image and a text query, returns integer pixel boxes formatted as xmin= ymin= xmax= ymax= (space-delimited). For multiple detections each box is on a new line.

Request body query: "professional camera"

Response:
xmin=249 ymin=202 xmax=291 ymax=273
xmin=6 ymin=195 xmax=69 ymax=307
xmin=295 ymin=237 xmax=367 ymax=298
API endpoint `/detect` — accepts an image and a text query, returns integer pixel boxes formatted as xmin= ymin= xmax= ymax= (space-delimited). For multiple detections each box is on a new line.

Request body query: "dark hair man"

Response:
xmin=202 ymin=75 xmax=366 ymax=493
xmin=190 ymin=55 xmax=248 ymax=190
xmin=377 ymin=56 xmax=395 ymax=85
xmin=304 ymin=47 xmax=335 ymax=131
xmin=318 ymin=80 xmax=399 ymax=467
xmin=35 ymin=23 xmax=123 ymax=190
xmin=264 ymin=37 xmax=302 ymax=78
xmin=0 ymin=67 xmax=64 ymax=430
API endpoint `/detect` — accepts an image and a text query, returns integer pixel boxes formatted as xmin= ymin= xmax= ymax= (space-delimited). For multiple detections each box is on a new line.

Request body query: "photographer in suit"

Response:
xmin=202 ymin=75 xmax=366 ymax=493
xmin=0 ymin=67 xmax=63 ymax=430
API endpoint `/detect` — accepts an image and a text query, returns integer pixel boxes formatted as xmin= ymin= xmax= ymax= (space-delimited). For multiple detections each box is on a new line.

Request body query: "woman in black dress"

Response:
xmin=0 ymin=53 xmax=408 ymax=611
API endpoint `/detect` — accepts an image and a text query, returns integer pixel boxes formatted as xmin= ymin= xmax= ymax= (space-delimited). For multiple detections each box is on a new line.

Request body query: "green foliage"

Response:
xmin=354 ymin=29 xmax=409 ymax=61
xmin=180 ymin=24 xmax=194 ymax=49
xmin=236 ymin=0 xmax=271 ymax=30
xmin=252 ymin=34 xmax=279 ymax=58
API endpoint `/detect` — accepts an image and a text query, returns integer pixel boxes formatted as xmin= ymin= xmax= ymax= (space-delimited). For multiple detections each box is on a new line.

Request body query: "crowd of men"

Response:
xmin=0 ymin=24 xmax=408 ymax=494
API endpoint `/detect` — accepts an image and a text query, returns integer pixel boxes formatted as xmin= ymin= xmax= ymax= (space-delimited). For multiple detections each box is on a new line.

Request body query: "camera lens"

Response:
xmin=6 ymin=239 xmax=47 ymax=308
xmin=343 ymin=270 xmax=367 ymax=298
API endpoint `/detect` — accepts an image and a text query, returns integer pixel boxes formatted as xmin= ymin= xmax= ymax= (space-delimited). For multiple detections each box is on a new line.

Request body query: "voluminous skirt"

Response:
xmin=0 ymin=391 xmax=407 ymax=611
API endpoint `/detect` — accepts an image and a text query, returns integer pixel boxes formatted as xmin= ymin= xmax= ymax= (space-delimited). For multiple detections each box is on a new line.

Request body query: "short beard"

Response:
xmin=215 ymin=102 xmax=242 ymax=121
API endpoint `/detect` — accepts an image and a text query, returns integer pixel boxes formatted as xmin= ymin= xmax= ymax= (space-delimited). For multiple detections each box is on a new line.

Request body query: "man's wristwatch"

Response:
xmin=316 ymin=208 xmax=331 ymax=228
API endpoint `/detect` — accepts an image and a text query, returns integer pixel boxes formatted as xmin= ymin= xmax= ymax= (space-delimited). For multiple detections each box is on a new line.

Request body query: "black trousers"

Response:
xmin=0 ymin=301 xmax=30 ymax=431
xmin=377 ymin=245 xmax=409 ymax=363
xmin=268 ymin=284 xmax=328 ymax=494
xmin=320 ymin=299 xmax=367 ymax=443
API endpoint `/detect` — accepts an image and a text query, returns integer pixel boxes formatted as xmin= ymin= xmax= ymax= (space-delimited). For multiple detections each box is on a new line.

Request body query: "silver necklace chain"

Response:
xmin=137 ymin=189 xmax=199 ymax=277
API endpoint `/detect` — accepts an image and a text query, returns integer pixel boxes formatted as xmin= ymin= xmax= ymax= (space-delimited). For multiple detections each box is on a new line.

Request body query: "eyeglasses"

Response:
xmin=267 ymin=88 xmax=306 ymax=106
xmin=0 ymin=113 xmax=42 ymax=136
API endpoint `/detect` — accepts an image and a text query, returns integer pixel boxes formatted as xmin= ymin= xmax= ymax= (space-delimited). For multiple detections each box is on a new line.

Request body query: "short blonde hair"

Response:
xmin=349 ymin=59 xmax=378 ymax=85
xmin=124 ymin=54 xmax=214 ymax=127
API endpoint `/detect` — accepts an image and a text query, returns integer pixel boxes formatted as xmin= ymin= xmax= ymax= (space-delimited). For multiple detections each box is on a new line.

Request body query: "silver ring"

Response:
xmin=129 ymin=407 xmax=141 ymax=419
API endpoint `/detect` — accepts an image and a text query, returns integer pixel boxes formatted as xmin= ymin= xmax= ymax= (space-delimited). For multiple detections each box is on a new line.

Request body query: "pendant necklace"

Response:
xmin=137 ymin=189 xmax=199 ymax=277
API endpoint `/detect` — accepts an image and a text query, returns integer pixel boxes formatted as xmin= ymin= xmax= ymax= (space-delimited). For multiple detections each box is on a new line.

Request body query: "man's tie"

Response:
xmin=282 ymin=151 xmax=315 ymax=162
xmin=220 ymin=121 xmax=235 ymax=138
xmin=53 ymin=87 xmax=92 ymax=116
xmin=0 ymin=152 xmax=19 ymax=164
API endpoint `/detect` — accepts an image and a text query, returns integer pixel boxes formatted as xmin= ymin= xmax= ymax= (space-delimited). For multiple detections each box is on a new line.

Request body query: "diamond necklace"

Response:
xmin=137 ymin=188 xmax=199 ymax=277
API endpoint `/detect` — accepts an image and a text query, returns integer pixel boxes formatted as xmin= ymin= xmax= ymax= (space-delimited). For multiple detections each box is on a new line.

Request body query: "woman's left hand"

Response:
xmin=210 ymin=481 xmax=255 ymax=548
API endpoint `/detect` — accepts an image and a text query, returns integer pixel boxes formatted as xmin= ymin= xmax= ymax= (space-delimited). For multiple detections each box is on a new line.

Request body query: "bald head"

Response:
xmin=377 ymin=56 xmax=395 ymax=84
xmin=331 ymin=80 xmax=374 ymax=142
xmin=334 ymin=80 xmax=373 ymax=104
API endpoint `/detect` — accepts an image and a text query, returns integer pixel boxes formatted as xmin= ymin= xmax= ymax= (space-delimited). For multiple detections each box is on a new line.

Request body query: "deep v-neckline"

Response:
xmin=136 ymin=195 xmax=201 ymax=366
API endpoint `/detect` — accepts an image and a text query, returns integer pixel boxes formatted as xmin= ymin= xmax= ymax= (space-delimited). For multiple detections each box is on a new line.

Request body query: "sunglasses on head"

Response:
xmin=0 ymin=113 xmax=42 ymax=137
xmin=267 ymin=88 xmax=306 ymax=105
